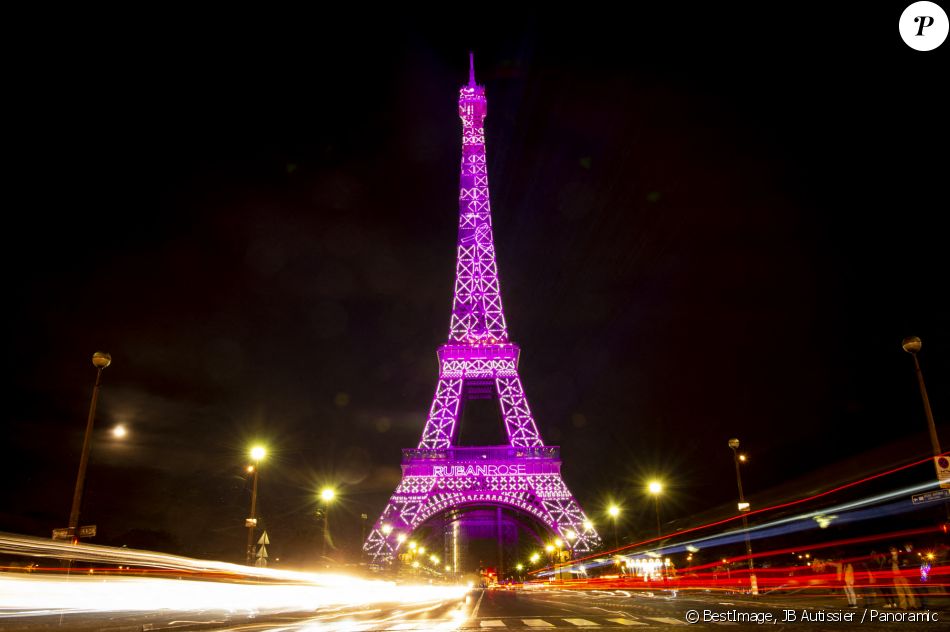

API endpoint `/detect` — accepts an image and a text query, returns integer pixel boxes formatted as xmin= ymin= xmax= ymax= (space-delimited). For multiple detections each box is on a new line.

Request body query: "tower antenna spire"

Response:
xmin=468 ymin=51 xmax=476 ymax=86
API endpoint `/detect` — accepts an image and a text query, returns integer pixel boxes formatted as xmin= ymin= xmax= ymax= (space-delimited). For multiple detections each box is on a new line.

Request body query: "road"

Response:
xmin=467 ymin=588 xmax=944 ymax=629
xmin=2 ymin=586 xmax=946 ymax=630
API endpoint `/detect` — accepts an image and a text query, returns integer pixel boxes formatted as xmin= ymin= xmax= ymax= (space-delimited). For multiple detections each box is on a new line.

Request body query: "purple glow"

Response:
xmin=363 ymin=59 xmax=601 ymax=565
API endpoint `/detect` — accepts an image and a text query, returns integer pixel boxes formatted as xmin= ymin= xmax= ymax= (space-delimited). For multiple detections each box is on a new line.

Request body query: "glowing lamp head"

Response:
xmin=381 ymin=523 xmax=393 ymax=535
xmin=396 ymin=533 xmax=407 ymax=544
xmin=530 ymin=553 xmax=540 ymax=563
xmin=418 ymin=546 xmax=426 ymax=555
xmin=320 ymin=488 xmax=335 ymax=502
xmin=545 ymin=544 xmax=555 ymax=553
xmin=583 ymin=520 xmax=593 ymax=531
xmin=554 ymin=538 xmax=563 ymax=548
xmin=516 ymin=563 xmax=524 ymax=571
xmin=250 ymin=446 xmax=266 ymax=462
xmin=408 ymin=541 xmax=417 ymax=550
xmin=648 ymin=481 xmax=662 ymax=495
xmin=902 ymin=336 xmax=922 ymax=354
xmin=112 ymin=424 xmax=127 ymax=438
xmin=92 ymin=351 xmax=112 ymax=369
xmin=738 ymin=454 xmax=747 ymax=462
xmin=565 ymin=530 xmax=576 ymax=541
xmin=607 ymin=505 xmax=620 ymax=518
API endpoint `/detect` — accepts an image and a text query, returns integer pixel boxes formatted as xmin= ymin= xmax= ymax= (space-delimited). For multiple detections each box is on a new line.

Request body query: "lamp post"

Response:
xmin=320 ymin=487 xmax=336 ymax=561
xmin=245 ymin=446 xmax=266 ymax=564
xmin=902 ymin=337 xmax=943 ymax=457
xmin=360 ymin=513 xmax=368 ymax=563
xmin=728 ymin=438 xmax=758 ymax=595
xmin=648 ymin=481 xmax=663 ymax=538
xmin=564 ymin=529 xmax=577 ymax=556
xmin=607 ymin=504 xmax=620 ymax=549
xmin=553 ymin=538 xmax=565 ymax=579
xmin=67 ymin=352 xmax=111 ymax=542
xmin=563 ymin=531 xmax=577 ymax=579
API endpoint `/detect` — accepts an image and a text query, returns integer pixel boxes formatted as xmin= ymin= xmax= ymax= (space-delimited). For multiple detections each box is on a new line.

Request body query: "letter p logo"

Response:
xmin=900 ymin=2 xmax=948 ymax=50
xmin=915 ymin=15 xmax=935 ymax=35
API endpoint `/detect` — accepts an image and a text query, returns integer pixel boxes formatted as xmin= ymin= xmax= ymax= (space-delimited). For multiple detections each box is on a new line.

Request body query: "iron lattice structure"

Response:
xmin=364 ymin=57 xmax=600 ymax=564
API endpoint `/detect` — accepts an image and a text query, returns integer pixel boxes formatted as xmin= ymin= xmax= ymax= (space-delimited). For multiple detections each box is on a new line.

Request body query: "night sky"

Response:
xmin=4 ymin=8 xmax=947 ymax=565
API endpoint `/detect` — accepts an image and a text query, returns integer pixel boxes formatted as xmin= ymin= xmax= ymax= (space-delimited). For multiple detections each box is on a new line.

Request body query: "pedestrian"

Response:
xmin=857 ymin=554 xmax=877 ymax=606
xmin=890 ymin=546 xmax=919 ymax=609
xmin=871 ymin=550 xmax=895 ymax=608
xmin=842 ymin=560 xmax=857 ymax=607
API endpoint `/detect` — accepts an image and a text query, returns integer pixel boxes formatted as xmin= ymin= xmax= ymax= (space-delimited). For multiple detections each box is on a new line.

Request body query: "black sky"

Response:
xmin=4 ymin=7 xmax=948 ymax=564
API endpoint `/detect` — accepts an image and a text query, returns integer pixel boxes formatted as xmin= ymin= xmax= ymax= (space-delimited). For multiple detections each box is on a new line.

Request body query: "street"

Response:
xmin=2 ymin=585 xmax=946 ymax=631
xmin=466 ymin=588 xmax=944 ymax=630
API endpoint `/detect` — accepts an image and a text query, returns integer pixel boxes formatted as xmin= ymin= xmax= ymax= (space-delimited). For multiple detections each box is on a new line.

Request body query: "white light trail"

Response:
xmin=0 ymin=533 xmax=467 ymax=618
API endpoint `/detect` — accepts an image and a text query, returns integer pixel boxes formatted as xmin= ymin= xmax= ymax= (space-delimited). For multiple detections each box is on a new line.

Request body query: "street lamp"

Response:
xmin=67 ymin=351 xmax=111 ymax=542
xmin=902 ymin=337 xmax=943 ymax=458
xmin=564 ymin=530 xmax=576 ymax=545
xmin=728 ymin=438 xmax=758 ymax=595
xmin=607 ymin=504 xmax=621 ymax=549
xmin=245 ymin=445 xmax=266 ymax=564
xmin=647 ymin=481 xmax=663 ymax=538
xmin=320 ymin=487 xmax=336 ymax=561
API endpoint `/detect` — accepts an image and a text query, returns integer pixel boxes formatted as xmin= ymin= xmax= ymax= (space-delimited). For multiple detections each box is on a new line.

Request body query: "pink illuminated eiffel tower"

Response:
xmin=363 ymin=56 xmax=601 ymax=565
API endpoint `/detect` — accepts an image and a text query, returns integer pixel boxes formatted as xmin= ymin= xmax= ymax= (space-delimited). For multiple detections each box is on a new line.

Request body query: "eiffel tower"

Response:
xmin=364 ymin=55 xmax=601 ymax=565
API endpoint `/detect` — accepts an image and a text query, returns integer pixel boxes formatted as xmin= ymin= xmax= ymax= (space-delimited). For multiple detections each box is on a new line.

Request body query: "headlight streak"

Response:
xmin=0 ymin=533 xmax=467 ymax=620
xmin=0 ymin=574 xmax=465 ymax=618
xmin=294 ymin=599 xmax=471 ymax=631
xmin=554 ymin=479 xmax=941 ymax=575
xmin=533 ymin=453 xmax=945 ymax=575
xmin=660 ymin=480 xmax=936 ymax=554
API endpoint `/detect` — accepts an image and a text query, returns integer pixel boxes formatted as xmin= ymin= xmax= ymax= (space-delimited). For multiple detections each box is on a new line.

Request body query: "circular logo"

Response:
xmin=900 ymin=2 xmax=949 ymax=50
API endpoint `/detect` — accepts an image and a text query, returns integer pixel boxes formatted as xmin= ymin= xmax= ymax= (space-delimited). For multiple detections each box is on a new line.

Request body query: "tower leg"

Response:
xmin=496 ymin=506 xmax=504 ymax=578
xmin=419 ymin=377 xmax=463 ymax=449
xmin=496 ymin=375 xmax=543 ymax=447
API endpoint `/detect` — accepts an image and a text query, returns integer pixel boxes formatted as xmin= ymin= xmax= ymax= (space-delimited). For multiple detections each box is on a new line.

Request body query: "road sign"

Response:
xmin=935 ymin=456 xmax=950 ymax=489
xmin=52 ymin=528 xmax=73 ymax=541
xmin=912 ymin=488 xmax=950 ymax=504
xmin=78 ymin=525 xmax=96 ymax=538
